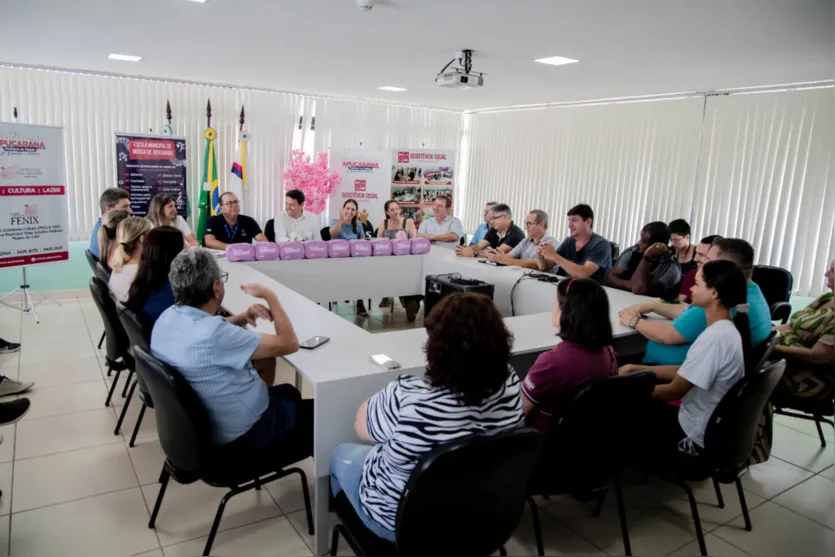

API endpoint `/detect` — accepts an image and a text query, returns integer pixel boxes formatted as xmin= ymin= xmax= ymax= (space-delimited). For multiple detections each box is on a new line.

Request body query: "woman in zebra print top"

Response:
xmin=329 ymin=292 xmax=525 ymax=540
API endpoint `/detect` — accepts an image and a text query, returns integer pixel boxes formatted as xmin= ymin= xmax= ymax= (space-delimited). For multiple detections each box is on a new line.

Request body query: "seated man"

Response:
xmin=678 ymin=235 xmax=722 ymax=303
xmin=536 ymin=203 xmax=612 ymax=283
xmin=486 ymin=209 xmax=558 ymax=270
xmin=455 ymin=203 xmax=525 ymax=258
xmin=273 ymin=189 xmax=321 ymax=242
xmin=90 ymin=187 xmax=131 ymax=258
xmin=416 ymin=195 xmax=464 ymax=248
xmin=469 ymin=201 xmax=497 ymax=246
xmin=204 ymin=192 xmax=267 ymax=248
xmin=618 ymin=238 xmax=772 ymax=368
xmin=151 ymin=248 xmax=311 ymax=457
xmin=607 ymin=221 xmax=681 ymax=297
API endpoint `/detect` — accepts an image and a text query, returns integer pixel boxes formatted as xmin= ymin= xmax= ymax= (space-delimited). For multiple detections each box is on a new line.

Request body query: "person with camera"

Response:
xmin=607 ymin=221 xmax=681 ymax=297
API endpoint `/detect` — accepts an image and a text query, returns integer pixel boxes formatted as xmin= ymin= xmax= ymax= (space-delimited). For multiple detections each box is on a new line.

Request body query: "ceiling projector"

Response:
xmin=435 ymin=49 xmax=484 ymax=89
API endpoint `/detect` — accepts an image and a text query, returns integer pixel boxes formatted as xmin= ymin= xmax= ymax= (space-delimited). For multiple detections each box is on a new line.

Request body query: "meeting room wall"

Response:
xmin=459 ymin=86 xmax=834 ymax=296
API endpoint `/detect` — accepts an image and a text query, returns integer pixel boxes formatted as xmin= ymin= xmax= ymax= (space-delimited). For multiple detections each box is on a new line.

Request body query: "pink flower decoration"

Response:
xmin=282 ymin=150 xmax=342 ymax=215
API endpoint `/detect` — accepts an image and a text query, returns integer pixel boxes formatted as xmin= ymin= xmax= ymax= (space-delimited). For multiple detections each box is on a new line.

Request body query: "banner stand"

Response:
xmin=0 ymin=266 xmax=43 ymax=322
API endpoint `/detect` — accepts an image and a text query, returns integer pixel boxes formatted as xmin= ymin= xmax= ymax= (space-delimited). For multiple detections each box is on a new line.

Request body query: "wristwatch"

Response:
xmin=472 ymin=249 xmax=478 ymax=258
xmin=628 ymin=315 xmax=642 ymax=329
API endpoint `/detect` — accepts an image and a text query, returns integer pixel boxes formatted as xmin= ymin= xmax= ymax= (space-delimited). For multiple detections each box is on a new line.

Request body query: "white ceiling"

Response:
xmin=1 ymin=0 xmax=833 ymax=111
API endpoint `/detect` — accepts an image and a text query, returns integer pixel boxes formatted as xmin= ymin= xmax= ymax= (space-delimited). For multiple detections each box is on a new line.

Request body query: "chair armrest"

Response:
xmin=770 ymin=302 xmax=792 ymax=325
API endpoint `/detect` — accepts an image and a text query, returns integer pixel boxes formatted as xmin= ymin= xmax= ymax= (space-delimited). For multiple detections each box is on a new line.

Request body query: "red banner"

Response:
xmin=0 ymin=185 xmax=66 ymax=196
xmin=0 ymin=251 xmax=69 ymax=269
xmin=128 ymin=139 xmax=176 ymax=160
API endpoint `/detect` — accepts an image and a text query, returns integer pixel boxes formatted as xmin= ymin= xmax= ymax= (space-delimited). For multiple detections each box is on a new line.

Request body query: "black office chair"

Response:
xmin=610 ymin=242 xmax=620 ymax=267
xmin=636 ymin=360 xmax=786 ymax=556
xmin=320 ymin=226 xmax=332 ymax=241
xmin=329 ymin=428 xmax=542 ymax=557
xmin=89 ymin=277 xmax=133 ymax=406
xmin=459 ymin=234 xmax=466 ymax=246
xmin=527 ymin=372 xmax=656 ymax=556
xmin=134 ymin=347 xmax=313 ymax=556
xmin=84 ymin=250 xmax=108 ymax=350
xmin=772 ymin=358 xmax=834 ymax=448
xmin=748 ymin=330 xmax=779 ymax=375
xmin=264 ymin=219 xmax=276 ymax=242
xmin=116 ymin=306 xmax=155 ymax=447
xmin=751 ymin=265 xmax=793 ymax=323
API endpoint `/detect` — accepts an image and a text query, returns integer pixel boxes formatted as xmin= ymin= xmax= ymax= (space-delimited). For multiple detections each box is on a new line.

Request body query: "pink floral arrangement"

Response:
xmin=282 ymin=150 xmax=342 ymax=215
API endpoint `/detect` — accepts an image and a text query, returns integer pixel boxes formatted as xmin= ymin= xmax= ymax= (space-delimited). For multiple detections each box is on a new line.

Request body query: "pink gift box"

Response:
xmin=279 ymin=242 xmax=305 ymax=261
xmin=371 ymin=238 xmax=392 ymax=256
xmin=304 ymin=240 xmax=329 ymax=259
xmin=392 ymin=238 xmax=412 ymax=256
xmin=350 ymin=239 xmax=372 ymax=257
xmin=225 ymin=243 xmax=255 ymax=262
xmin=254 ymin=242 xmax=280 ymax=261
xmin=410 ymin=237 xmax=431 ymax=255
xmin=328 ymin=239 xmax=351 ymax=258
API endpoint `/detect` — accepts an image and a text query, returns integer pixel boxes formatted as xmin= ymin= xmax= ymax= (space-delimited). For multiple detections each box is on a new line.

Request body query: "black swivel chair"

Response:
xmin=636 ymin=360 xmax=786 ymax=556
xmin=264 ymin=219 xmax=276 ymax=242
xmin=610 ymin=242 xmax=620 ymax=267
xmin=329 ymin=428 xmax=542 ymax=557
xmin=748 ymin=330 xmax=779 ymax=375
xmin=320 ymin=226 xmax=332 ymax=241
xmin=85 ymin=250 xmax=108 ymax=350
xmin=751 ymin=265 xmax=793 ymax=323
xmin=134 ymin=347 xmax=314 ymax=556
xmin=116 ymin=307 xmax=155 ymax=447
xmin=527 ymin=372 xmax=656 ymax=556
xmin=89 ymin=278 xmax=134 ymax=405
xmin=772 ymin=361 xmax=834 ymax=448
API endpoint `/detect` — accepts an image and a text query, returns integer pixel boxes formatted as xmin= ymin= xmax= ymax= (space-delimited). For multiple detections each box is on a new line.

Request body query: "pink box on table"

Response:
xmin=225 ymin=243 xmax=255 ymax=262
xmin=328 ymin=239 xmax=351 ymax=258
xmin=278 ymin=242 xmax=305 ymax=261
xmin=350 ymin=239 xmax=372 ymax=257
xmin=304 ymin=240 xmax=329 ymax=259
xmin=371 ymin=238 xmax=392 ymax=256
xmin=253 ymin=242 xmax=280 ymax=261
xmin=410 ymin=237 xmax=431 ymax=254
xmin=391 ymin=238 xmax=412 ymax=256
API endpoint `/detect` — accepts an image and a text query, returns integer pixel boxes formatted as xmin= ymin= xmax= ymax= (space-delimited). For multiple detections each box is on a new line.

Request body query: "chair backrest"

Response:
xmin=704 ymin=359 xmax=785 ymax=472
xmin=133 ymin=346 xmax=213 ymax=473
xmin=747 ymin=330 xmax=779 ymax=375
xmin=84 ymin=249 xmax=99 ymax=273
xmin=94 ymin=260 xmax=111 ymax=283
xmin=264 ymin=219 xmax=275 ymax=242
xmin=118 ymin=305 xmax=151 ymax=353
xmin=751 ymin=265 xmax=793 ymax=307
xmin=89 ymin=277 xmax=131 ymax=364
xmin=458 ymin=234 xmax=467 ymax=246
xmin=319 ymin=226 xmax=332 ymax=241
xmin=395 ymin=428 xmax=541 ymax=556
xmin=610 ymin=242 xmax=620 ymax=266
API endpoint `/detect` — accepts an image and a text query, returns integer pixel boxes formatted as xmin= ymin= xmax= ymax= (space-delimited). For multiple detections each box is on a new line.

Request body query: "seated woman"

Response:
xmin=329 ymin=292 xmax=524 ymax=541
xmin=108 ymin=217 xmax=152 ymax=303
xmin=146 ymin=193 xmax=199 ymax=247
xmin=773 ymin=259 xmax=835 ymax=404
xmin=376 ymin=200 xmax=419 ymax=315
xmin=328 ymin=199 xmax=370 ymax=316
xmin=522 ymin=278 xmax=617 ymax=436
xmin=619 ymin=260 xmax=750 ymax=473
xmin=97 ymin=209 xmax=131 ymax=270
xmin=124 ymin=226 xmax=185 ymax=329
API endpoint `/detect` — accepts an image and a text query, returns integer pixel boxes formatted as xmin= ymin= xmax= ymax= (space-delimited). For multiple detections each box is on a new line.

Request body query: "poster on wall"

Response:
xmin=115 ymin=133 xmax=187 ymax=217
xmin=328 ymin=149 xmax=392 ymax=227
xmin=390 ymin=149 xmax=456 ymax=226
xmin=0 ymin=123 xmax=69 ymax=269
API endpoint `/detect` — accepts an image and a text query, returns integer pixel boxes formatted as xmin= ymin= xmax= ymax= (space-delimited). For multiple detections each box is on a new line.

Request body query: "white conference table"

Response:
xmin=218 ymin=246 xmax=653 ymax=554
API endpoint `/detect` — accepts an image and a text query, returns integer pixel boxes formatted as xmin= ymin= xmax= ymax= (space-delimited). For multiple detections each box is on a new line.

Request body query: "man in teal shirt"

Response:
xmin=619 ymin=238 xmax=772 ymax=365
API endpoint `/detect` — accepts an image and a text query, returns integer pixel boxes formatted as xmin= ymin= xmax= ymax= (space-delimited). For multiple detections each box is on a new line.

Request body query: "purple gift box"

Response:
xmin=254 ymin=242 xmax=280 ymax=261
xmin=371 ymin=238 xmax=392 ymax=256
xmin=279 ymin=242 xmax=305 ymax=261
xmin=304 ymin=240 xmax=329 ymax=259
xmin=392 ymin=238 xmax=412 ymax=256
xmin=225 ymin=243 xmax=255 ymax=262
xmin=350 ymin=239 xmax=372 ymax=257
xmin=410 ymin=237 xmax=431 ymax=255
xmin=328 ymin=239 xmax=351 ymax=258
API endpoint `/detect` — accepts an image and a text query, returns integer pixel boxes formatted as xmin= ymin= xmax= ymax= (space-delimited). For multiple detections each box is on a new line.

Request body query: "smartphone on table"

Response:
xmin=300 ymin=336 xmax=330 ymax=350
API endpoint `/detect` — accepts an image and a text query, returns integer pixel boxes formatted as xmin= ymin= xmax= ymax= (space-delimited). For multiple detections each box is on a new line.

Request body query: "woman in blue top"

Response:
xmin=328 ymin=199 xmax=369 ymax=315
xmin=125 ymin=226 xmax=184 ymax=331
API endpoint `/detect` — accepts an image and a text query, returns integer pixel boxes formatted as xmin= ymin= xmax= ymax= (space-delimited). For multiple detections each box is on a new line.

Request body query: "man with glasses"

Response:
xmin=486 ymin=210 xmax=557 ymax=270
xmin=455 ymin=203 xmax=524 ymax=258
xmin=204 ymin=192 xmax=267 ymax=249
xmin=416 ymin=194 xmax=464 ymax=249
xmin=469 ymin=201 xmax=497 ymax=246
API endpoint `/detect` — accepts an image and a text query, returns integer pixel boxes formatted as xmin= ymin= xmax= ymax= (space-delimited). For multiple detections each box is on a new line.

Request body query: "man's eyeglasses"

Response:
xmin=220 ymin=271 xmax=228 ymax=283
xmin=223 ymin=200 xmax=240 ymax=207
xmin=524 ymin=221 xmax=538 ymax=227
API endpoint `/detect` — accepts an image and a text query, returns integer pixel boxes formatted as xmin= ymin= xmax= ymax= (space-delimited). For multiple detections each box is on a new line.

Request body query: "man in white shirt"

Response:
xmin=273 ymin=189 xmax=321 ymax=242
xmin=416 ymin=195 xmax=464 ymax=249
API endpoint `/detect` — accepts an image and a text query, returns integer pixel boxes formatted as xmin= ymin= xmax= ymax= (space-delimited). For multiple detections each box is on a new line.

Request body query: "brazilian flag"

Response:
xmin=195 ymin=126 xmax=218 ymax=244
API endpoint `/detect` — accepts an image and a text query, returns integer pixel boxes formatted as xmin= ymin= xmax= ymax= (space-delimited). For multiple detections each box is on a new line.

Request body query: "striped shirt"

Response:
xmin=360 ymin=370 xmax=525 ymax=531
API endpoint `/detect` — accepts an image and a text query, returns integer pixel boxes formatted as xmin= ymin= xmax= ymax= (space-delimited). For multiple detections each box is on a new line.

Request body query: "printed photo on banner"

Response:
xmin=392 ymin=186 xmax=421 ymax=204
xmin=115 ymin=133 xmax=188 ymax=217
xmin=422 ymin=188 xmax=453 ymax=204
xmin=399 ymin=205 xmax=423 ymax=225
xmin=392 ymin=166 xmax=421 ymax=183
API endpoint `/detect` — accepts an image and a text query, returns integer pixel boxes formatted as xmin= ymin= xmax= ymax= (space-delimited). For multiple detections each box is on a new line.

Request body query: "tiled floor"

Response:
xmin=0 ymin=296 xmax=832 ymax=556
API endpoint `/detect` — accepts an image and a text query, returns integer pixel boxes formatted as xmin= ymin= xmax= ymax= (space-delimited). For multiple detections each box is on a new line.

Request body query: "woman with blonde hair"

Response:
xmin=147 ymin=193 xmax=198 ymax=246
xmin=97 ymin=209 xmax=130 ymax=270
xmin=108 ymin=216 xmax=152 ymax=302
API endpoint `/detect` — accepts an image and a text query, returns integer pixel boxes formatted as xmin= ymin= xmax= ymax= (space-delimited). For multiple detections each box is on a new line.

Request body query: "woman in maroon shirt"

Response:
xmin=521 ymin=278 xmax=617 ymax=436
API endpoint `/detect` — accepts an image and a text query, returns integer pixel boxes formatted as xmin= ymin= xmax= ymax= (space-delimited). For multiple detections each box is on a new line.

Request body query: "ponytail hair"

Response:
xmin=112 ymin=216 xmax=151 ymax=272
xmin=98 ymin=209 xmax=130 ymax=268
xmin=701 ymin=259 xmax=751 ymax=367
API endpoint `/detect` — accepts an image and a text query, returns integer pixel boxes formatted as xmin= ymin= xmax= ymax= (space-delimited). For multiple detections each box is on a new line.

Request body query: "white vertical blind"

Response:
xmin=694 ymin=88 xmax=835 ymax=296
xmin=461 ymin=98 xmax=705 ymax=248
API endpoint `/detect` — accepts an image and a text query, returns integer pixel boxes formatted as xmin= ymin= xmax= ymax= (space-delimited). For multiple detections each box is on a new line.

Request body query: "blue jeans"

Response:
xmin=329 ymin=443 xmax=396 ymax=542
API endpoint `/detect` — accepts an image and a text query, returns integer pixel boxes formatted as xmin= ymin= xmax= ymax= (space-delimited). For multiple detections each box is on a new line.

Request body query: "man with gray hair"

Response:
xmin=486 ymin=209 xmax=558 ymax=270
xmin=151 ymin=248 xmax=312 ymax=457
xmin=89 ymin=187 xmax=131 ymax=258
xmin=454 ymin=203 xmax=525 ymax=258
